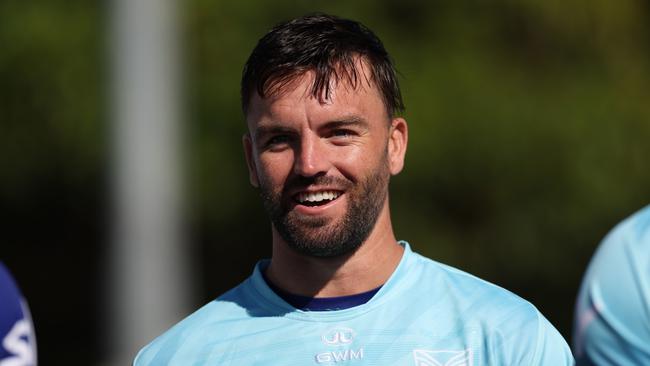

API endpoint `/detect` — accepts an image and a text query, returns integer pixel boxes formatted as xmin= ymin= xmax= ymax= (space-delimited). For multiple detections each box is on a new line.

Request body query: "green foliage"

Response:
xmin=0 ymin=1 xmax=104 ymax=200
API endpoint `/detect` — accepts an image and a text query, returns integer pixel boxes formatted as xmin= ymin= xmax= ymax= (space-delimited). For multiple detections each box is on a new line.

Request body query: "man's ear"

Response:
xmin=242 ymin=133 xmax=260 ymax=187
xmin=387 ymin=117 xmax=408 ymax=175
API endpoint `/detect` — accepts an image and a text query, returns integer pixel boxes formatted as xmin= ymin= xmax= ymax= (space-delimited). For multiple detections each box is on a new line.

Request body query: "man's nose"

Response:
xmin=293 ymin=135 xmax=330 ymax=177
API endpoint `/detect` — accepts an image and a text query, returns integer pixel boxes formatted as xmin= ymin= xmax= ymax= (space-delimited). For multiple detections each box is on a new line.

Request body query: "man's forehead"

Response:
xmin=246 ymin=56 xmax=384 ymax=119
xmin=245 ymin=67 xmax=386 ymax=128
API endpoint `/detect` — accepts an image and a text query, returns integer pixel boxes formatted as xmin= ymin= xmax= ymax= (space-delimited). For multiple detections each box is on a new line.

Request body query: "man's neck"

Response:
xmin=264 ymin=212 xmax=404 ymax=298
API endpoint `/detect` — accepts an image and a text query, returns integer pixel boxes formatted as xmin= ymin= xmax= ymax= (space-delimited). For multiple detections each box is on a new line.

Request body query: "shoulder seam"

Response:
xmin=530 ymin=309 xmax=544 ymax=365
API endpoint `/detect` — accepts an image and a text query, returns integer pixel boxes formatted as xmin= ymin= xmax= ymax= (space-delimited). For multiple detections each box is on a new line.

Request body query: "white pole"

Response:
xmin=108 ymin=0 xmax=192 ymax=364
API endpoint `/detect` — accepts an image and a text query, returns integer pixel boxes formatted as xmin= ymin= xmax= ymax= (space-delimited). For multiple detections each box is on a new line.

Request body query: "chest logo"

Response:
xmin=321 ymin=327 xmax=355 ymax=345
xmin=412 ymin=349 xmax=473 ymax=366
xmin=316 ymin=327 xmax=363 ymax=363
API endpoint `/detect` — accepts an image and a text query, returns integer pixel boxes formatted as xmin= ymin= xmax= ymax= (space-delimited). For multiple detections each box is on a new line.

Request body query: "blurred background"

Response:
xmin=1 ymin=0 xmax=649 ymax=364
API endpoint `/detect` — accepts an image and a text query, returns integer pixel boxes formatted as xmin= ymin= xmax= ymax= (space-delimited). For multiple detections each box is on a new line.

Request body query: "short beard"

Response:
xmin=259 ymin=160 xmax=390 ymax=258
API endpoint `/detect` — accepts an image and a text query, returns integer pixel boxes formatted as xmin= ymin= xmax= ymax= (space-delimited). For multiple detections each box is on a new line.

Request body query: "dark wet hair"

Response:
xmin=241 ymin=13 xmax=404 ymax=117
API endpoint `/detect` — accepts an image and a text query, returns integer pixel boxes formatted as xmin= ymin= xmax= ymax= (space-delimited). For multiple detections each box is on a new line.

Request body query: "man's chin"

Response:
xmin=285 ymin=234 xmax=361 ymax=258
xmin=285 ymin=207 xmax=343 ymax=227
xmin=276 ymin=218 xmax=360 ymax=257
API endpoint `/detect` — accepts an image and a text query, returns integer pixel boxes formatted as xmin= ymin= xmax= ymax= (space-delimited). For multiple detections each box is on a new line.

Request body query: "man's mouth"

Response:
xmin=293 ymin=190 xmax=342 ymax=207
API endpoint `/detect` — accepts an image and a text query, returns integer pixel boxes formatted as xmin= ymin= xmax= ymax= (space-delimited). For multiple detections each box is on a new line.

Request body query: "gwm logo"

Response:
xmin=321 ymin=327 xmax=355 ymax=345
xmin=315 ymin=327 xmax=364 ymax=363
xmin=412 ymin=349 xmax=473 ymax=366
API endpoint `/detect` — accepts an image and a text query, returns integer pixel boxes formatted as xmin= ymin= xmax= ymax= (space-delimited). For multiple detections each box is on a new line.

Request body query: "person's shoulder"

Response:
xmin=580 ymin=205 xmax=650 ymax=286
xmin=0 ymin=262 xmax=37 ymax=365
xmin=134 ymin=280 xmax=255 ymax=365
xmin=603 ymin=204 xmax=650 ymax=252
xmin=410 ymin=250 xmax=537 ymax=317
xmin=578 ymin=205 xmax=650 ymax=300
xmin=630 ymin=204 xmax=650 ymax=233
xmin=0 ymin=262 xmax=22 ymax=303
xmin=406 ymin=249 xmax=573 ymax=364
xmin=573 ymin=205 xmax=650 ymax=364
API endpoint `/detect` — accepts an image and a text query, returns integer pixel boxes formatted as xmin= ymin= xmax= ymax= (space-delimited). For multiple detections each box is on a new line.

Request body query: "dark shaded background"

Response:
xmin=2 ymin=0 xmax=649 ymax=364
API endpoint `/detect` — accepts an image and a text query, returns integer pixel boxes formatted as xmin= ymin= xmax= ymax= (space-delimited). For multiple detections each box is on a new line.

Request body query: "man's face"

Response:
xmin=243 ymin=67 xmax=407 ymax=257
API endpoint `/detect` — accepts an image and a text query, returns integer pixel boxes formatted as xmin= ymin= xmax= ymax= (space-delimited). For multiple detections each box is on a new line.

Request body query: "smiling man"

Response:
xmin=134 ymin=13 xmax=574 ymax=365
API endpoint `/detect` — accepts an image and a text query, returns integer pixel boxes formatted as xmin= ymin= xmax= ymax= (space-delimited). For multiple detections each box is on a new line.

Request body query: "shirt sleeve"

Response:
xmin=489 ymin=300 xmax=574 ymax=365
xmin=573 ymin=206 xmax=650 ymax=366
xmin=0 ymin=262 xmax=37 ymax=366
xmin=531 ymin=311 xmax=575 ymax=365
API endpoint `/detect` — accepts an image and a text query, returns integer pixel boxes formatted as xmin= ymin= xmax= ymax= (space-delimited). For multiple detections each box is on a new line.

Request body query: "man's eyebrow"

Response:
xmin=321 ymin=116 xmax=369 ymax=130
xmin=254 ymin=125 xmax=295 ymax=141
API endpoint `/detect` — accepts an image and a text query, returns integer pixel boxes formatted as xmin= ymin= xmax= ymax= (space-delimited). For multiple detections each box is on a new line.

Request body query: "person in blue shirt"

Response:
xmin=135 ymin=13 xmax=573 ymax=365
xmin=573 ymin=205 xmax=650 ymax=365
xmin=0 ymin=262 xmax=37 ymax=366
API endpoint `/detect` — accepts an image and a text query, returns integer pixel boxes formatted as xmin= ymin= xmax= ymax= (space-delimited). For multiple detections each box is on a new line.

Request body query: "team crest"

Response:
xmin=412 ymin=349 xmax=472 ymax=366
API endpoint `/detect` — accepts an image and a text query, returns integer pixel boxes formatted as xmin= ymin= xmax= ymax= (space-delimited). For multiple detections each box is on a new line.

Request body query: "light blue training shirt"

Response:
xmin=573 ymin=205 xmax=650 ymax=365
xmin=135 ymin=242 xmax=573 ymax=365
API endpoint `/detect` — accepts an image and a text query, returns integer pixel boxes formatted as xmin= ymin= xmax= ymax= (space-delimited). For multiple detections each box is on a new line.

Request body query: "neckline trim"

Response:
xmin=247 ymin=241 xmax=414 ymax=321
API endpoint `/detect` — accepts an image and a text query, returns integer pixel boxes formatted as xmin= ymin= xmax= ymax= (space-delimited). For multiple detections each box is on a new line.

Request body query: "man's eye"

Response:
xmin=331 ymin=129 xmax=354 ymax=138
xmin=266 ymin=135 xmax=290 ymax=147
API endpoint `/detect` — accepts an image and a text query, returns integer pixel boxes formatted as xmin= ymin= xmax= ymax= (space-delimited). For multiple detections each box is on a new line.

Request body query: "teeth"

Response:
xmin=297 ymin=190 xmax=340 ymax=204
